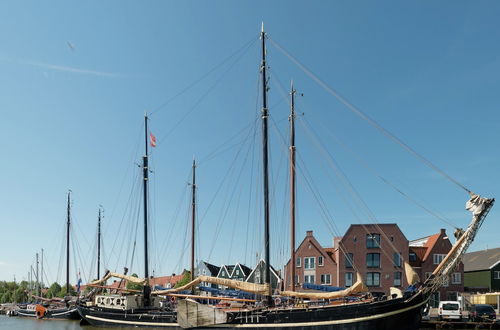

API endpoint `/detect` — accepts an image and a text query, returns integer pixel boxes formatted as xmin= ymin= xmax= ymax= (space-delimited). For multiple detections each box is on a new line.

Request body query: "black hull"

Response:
xmin=15 ymin=307 xmax=80 ymax=320
xmin=77 ymin=292 xmax=428 ymax=329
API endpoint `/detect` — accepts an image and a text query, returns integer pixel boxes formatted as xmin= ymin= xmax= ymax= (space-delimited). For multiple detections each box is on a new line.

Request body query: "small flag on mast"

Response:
xmin=150 ymin=132 xmax=157 ymax=147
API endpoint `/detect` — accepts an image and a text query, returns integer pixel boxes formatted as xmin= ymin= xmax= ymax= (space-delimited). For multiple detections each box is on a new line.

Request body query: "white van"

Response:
xmin=438 ymin=301 xmax=462 ymax=321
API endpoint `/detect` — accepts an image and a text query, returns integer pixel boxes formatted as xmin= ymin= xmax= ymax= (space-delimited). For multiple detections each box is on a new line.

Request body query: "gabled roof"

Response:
xmin=233 ymin=263 xmax=252 ymax=276
xmin=246 ymin=259 xmax=282 ymax=281
xmin=409 ymin=230 xmax=445 ymax=263
xmin=149 ymin=274 xmax=184 ymax=287
xmin=463 ymin=247 xmax=500 ymax=272
xmin=202 ymin=261 xmax=220 ymax=276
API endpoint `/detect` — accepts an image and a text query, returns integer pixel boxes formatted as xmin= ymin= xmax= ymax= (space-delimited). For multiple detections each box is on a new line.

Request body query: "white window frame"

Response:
xmin=366 ymin=272 xmax=380 ymax=287
xmin=320 ymin=274 xmax=331 ymax=285
xmin=394 ymin=272 xmax=402 ymax=287
xmin=318 ymin=256 xmax=324 ymax=266
xmin=304 ymin=257 xmax=315 ymax=270
xmin=451 ymin=272 xmax=461 ymax=284
xmin=345 ymin=272 xmax=353 ymax=287
xmin=296 ymin=257 xmax=301 ymax=268
xmin=494 ymin=271 xmax=500 ymax=280
xmin=304 ymin=275 xmax=315 ymax=284
xmin=433 ymin=254 xmax=446 ymax=265
xmin=393 ymin=252 xmax=401 ymax=267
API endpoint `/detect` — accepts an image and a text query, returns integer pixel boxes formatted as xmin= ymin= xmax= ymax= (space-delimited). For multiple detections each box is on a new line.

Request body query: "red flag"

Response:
xmin=150 ymin=132 xmax=157 ymax=147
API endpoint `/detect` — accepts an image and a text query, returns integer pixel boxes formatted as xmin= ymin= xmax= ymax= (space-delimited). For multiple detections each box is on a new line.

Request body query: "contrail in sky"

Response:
xmin=1 ymin=56 xmax=124 ymax=78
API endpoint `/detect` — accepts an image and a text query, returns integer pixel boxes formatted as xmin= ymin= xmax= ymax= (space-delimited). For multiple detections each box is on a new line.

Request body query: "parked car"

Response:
xmin=469 ymin=304 xmax=496 ymax=322
xmin=438 ymin=301 xmax=462 ymax=321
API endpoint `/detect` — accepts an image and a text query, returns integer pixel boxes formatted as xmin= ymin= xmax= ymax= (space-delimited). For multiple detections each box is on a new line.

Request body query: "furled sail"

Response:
xmin=423 ymin=193 xmax=494 ymax=293
xmin=88 ymin=271 xmax=147 ymax=286
xmin=404 ymin=261 xmax=420 ymax=285
xmin=152 ymin=276 xmax=270 ymax=296
xmin=280 ymin=273 xmax=368 ymax=299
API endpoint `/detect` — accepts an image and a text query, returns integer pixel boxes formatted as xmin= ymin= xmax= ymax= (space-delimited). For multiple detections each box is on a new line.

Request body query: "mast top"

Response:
xmin=261 ymin=22 xmax=264 ymax=33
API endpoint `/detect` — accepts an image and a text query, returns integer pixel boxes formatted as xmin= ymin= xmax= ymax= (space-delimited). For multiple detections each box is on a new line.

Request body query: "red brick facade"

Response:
xmin=284 ymin=226 xmax=464 ymax=301
xmin=283 ymin=231 xmax=337 ymax=290
xmin=409 ymin=229 xmax=464 ymax=306
xmin=335 ymin=224 xmax=409 ymax=295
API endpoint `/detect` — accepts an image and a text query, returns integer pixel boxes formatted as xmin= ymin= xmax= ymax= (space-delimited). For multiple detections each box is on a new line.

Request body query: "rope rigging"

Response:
xmin=268 ymin=37 xmax=471 ymax=195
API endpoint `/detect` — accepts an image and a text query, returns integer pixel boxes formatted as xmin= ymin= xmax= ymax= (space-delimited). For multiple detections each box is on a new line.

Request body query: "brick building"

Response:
xmin=335 ymin=224 xmax=409 ymax=294
xmin=283 ymin=230 xmax=337 ymax=291
xmin=284 ymin=225 xmax=463 ymax=300
xmin=409 ymin=229 xmax=464 ymax=306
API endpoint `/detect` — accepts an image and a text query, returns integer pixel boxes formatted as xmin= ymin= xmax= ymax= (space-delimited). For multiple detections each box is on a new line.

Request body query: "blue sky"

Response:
xmin=1 ymin=1 xmax=499 ymax=284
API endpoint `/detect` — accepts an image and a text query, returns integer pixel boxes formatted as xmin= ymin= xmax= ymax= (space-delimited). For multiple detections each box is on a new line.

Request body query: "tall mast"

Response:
xmin=142 ymin=113 xmax=151 ymax=307
xmin=36 ymin=252 xmax=40 ymax=296
xmin=97 ymin=208 xmax=101 ymax=280
xmin=66 ymin=190 xmax=71 ymax=294
xmin=289 ymin=82 xmax=297 ymax=292
xmin=260 ymin=22 xmax=272 ymax=304
xmin=41 ymin=249 xmax=44 ymax=295
xmin=190 ymin=158 xmax=196 ymax=283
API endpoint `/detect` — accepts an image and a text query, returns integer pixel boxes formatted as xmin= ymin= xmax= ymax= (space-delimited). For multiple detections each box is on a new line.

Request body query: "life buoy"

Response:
xmin=170 ymin=296 xmax=176 ymax=303
xmin=35 ymin=305 xmax=46 ymax=319
xmin=274 ymin=297 xmax=281 ymax=305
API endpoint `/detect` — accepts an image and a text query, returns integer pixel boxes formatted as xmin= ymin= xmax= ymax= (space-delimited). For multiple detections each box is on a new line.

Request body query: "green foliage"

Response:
xmin=57 ymin=285 xmax=76 ymax=298
xmin=47 ymin=282 xmax=62 ymax=298
xmin=126 ymin=274 xmax=143 ymax=291
xmin=174 ymin=270 xmax=191 ymax=288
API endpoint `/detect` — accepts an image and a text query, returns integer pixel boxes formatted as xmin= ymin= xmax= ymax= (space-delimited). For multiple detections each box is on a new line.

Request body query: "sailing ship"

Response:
xmin=14 ymin=191 xmax=80 ymax=320
xmin=77 ymin=25 xmax=494 ymax=329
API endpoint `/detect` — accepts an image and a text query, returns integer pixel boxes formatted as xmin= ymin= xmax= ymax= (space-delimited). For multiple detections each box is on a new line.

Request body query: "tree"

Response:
xmin=12 ymin=287 xmax=28 ymax=303
xmin=174 ymin=271 xmax=191 ymax=288
xmin=126 ymin=274 xmax=143 ymax=291
xmin=57 ymin=285 xmax=76 ymax=298
xmin=1 ymin=291 xmax=11 ymax=304
xmin=47 ymin=282 xmax=62 ymax=298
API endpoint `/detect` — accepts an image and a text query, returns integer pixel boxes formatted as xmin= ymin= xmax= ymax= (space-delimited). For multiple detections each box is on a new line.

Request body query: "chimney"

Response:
xmin=440 ymin=228 xmax=446 ymax=236
xmin=306 ymin=230 xmax=313 ymax=237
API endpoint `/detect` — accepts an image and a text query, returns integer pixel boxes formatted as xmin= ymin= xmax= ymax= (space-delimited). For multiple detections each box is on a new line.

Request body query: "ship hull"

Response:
xmin=77 ymin=292 xmax=427 ymax=329
xmin=14 ymin=306 xmax=80 ymax=320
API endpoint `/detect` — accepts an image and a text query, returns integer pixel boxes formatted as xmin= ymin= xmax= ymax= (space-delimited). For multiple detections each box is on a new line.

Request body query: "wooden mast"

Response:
xmin=190 ymin=158 xmax=196 ymax=284
xmin=260 ymin=22 xmax=272 ymax=304
xmin=142 ymin=113 xmax=151 ymax=307
xmin=289 ymin=82 xmax=297 ymax=292
xmin=97 ymin=208 xmax=101 ymax=280
xmin=66 ymin=190 xmax=71 ymax=295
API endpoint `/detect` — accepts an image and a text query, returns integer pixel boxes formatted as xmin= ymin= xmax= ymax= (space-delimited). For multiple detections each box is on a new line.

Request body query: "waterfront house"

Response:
xmin=463 ymin=247 xmax=500 ymax=293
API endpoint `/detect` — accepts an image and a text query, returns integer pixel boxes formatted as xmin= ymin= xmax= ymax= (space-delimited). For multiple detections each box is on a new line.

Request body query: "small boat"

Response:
xmin=14 ymin=191 xmax=80 ymax=320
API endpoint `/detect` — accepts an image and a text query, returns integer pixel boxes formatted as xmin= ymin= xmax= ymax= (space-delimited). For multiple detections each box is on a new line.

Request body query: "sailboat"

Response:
xmin=14 ymin=191 xmax=80 ymax=320
xmin=78 ymin=25 xmax=494 ymax=329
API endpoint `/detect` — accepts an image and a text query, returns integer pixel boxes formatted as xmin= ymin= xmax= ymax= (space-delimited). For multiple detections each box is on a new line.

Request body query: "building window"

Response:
xmin=304 ymin=257 xmax=315 ymax=269
xmin=320 ymin=274 xmax=331 ymax=285
xmin=442 ymin=276 xmax=449 ymax=287
xmin=295 ymin=275 xmax=300 ymax=284
xmin=451 ymin=273 xmax=461 ymax=284
xmin=366 ymin=272 xmax=380 ymax=287
xmin=394 ymin=272 xmax=402 ymax=287
xmin=304 ymin=275 xmax=315 ymax=284
xmin=393 ymin=253 xmax=401 ymax=267
xmin=235 ymin=269 xmax=240 ymax=276
xmin=409 ymin=252 xmax=417 ymax=262
xmin=433 ymin=254 xmax=446 ymax=265
xmin=296 ymin=257 xmax=301 ymax=268
xmin=366 ymin=234 xmax=381 ymax=248
xmin=345 ymin=253 xmax=353 ymax=268
xmin=318 ymin=256 xmax=324 ymax=266
xmin=494 ymin=271 xmax=500 ymax=280
xmin=367 ymin=253 xmax=380 ymax=268
xmin=345 ymin=272 xmax=353 ymax=287
xmin=221 ymin=271 xmax=225 ymax=276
